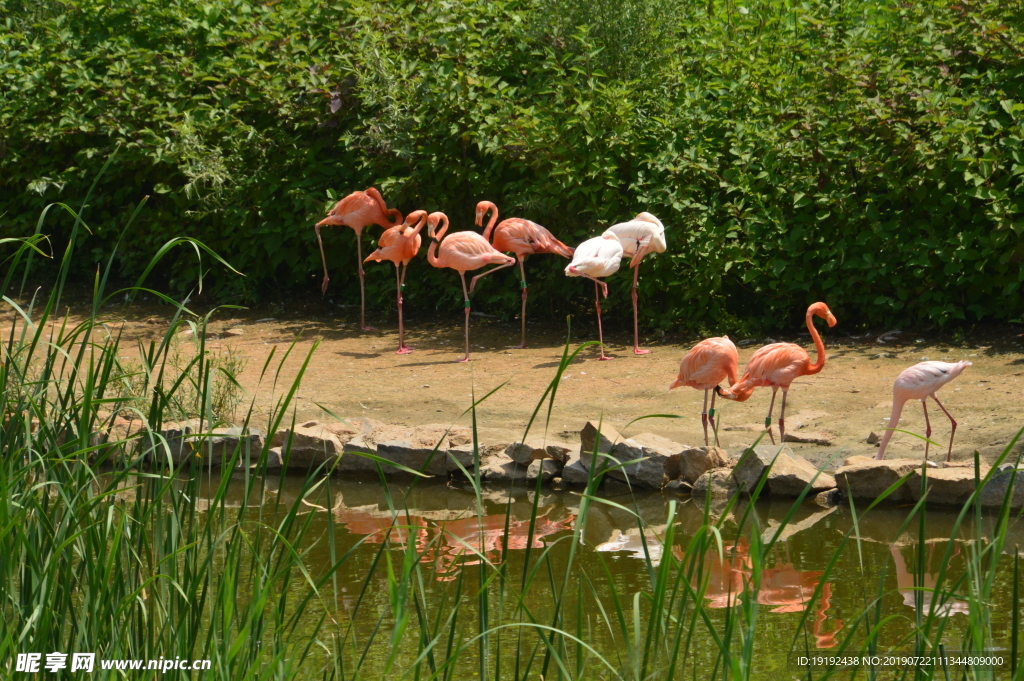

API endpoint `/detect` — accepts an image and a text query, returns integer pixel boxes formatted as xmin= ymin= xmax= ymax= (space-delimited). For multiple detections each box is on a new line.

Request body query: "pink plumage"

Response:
xmin=363 ymin=210 xmax=428 ymax=354
xmin=426 ymin=211 xmax=515 ymax=362
xmin=476 ymin=201 xmax=574 ymax=349
xmin=670 ymin=336 xmax=739 ymax=446
xmin=717 ymin=302 xmax=837 ymax=444
xmin=314 ymin=187 xmax=403 ymax=330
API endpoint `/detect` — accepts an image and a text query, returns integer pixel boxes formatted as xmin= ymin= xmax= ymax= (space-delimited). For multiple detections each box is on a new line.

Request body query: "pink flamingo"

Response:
xmin=875 ymin=361 xmax=971 ymax=461
xmin=603 ymin=213 xmax=667 ymax=354
xmin=564 ymin=231 xmax=625 ymax=361
xmin=670 ymin=336 xmax=739 ymax=446
xmin=475 ymin=201 xmax=574 ymax=348
xmin=716 ymin=302 xmax=837 ymax=444
xmin=426 ymin=211 xmax=516 ymax=362
xmin=363 ymin=209 xmax=428 ymax=354
xmin=315 ymin=187 xmax=403 ymax=330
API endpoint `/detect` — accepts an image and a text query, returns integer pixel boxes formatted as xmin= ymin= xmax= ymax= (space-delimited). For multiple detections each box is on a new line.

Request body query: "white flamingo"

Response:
xmin=565 ymin=231 xmax=624 ymax=361
xmin=603 ymin=212 xmax=667 ymax=354
xmin=875 ymin=361 xmax=972 ymax=461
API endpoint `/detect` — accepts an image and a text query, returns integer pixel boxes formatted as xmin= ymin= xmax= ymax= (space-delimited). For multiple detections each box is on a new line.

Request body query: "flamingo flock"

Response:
xmin=316 ymin=188 xmax=665 ymax=359
xmin=318 ymin=188 xmax=973 ymax=461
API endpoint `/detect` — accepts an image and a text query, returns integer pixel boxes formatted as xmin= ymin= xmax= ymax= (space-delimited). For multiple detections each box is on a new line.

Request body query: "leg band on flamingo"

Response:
xmin=520 ymin=280 xmax=527 ymax=289
xmin=464 ymin=300 xmax=471 ymax=308
xmin=764 ymin=417 xmax=772 ymax=427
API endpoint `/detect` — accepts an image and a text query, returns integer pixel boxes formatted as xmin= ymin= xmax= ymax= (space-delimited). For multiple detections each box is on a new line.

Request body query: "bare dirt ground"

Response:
xmin=63 ymin=299 xmax=1024 ymax=472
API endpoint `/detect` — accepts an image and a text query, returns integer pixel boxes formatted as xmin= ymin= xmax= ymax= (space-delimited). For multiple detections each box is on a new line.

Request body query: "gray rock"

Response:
xmin=834 ymin=458 xmax=923 ymax=503
xmin=338 ymin=437 xmax=379 ymax=472
xmin=527 ymin=459 xmax=561 ymax=483
xmin=271 ymin=423 xmax=342 ymax=469
xmin=375 ymin=440 xmax=448 ymax=477
xmin=909 ymin=468 xmax=977 ymax=506
xmin=190 ymin=427 xmax=263 ymax=467
xmin=678 ymin=446 xmax=729 ymax=483
xmin=506 ymin=441 xmax=547 ymax=465
xmin=782 ymin=430 xmax=834 ymax=446
xmin=981 ymin=464 xmax=1024 ymax=509
xmin=154 ymin=420 xmax=200 ymax=463
xmin=815 ymin=488 xmax=843 ymax=508
xmin=733 ymin=445 xmax=835 ymax=497
xmin=481 ymin=459 xmax=529 ymax=484
xmin=691 ymin=468 xmax=738 ymax=499
xmin=545 ymin=443 xmax=572 ymax=463
xmin=609 ymin=433 xmax=685 ymax=489
xmin=446 ymin=445 xmax=476 ymax=474
xmin=579 ymin=420 xmax=621 ymax=458
xmin=561 ymin=449 xmax=593 ymax=486
xmin=664 ymin=479 xmax=693 ymax=495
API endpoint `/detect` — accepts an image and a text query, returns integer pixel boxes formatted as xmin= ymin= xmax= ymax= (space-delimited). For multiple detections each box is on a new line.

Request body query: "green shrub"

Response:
xmin=2 ymin=0 xmax=1022 ymax=330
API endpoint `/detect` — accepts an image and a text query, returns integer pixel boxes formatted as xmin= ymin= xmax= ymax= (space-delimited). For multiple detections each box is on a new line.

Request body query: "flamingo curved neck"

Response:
xmin=481 ymin=203 xmax=499 ymax=240
xmin=805 ymin=311 xmax=827 ymax=374
xmin=410 ymin=214 xmax=427 ymax=235
xmin=875 ymin=399 xmax=906 ymax=459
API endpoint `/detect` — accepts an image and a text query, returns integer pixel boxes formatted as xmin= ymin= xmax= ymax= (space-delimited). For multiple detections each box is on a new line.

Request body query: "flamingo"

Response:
xmin=874 ymin=360 xmax=971 ymax=461
xmin=363 ymin=209 xmax=428 ymax=354
xmin=315 ymin=187 xmax=403 ymax=330
xmin=425 ymin=211 xmax=516 ymax=362
xmin=603 ymin=213 xmax=667 ymax=354
xmin=564 ymin=231 xmax=625 ymax=361
xmin=670 ymin=336 xmax=739 ymax=446
xmin=716 ymin=302 xmax=837 ymax=444
xmin=475 ymin=201 xmax=575 ymax=348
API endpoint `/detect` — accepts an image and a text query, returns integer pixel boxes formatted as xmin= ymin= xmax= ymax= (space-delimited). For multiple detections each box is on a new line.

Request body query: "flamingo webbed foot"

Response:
xmin=633 ymin=348 xmax=651 ymax=355
xmin=456 ymin=357 xmax=471 ymax=363
xmin=396 ymin=346 xmax=413 ymax=355
xmin=598 ymin=355 xmax=614 ymax=361
xmin=512 ymin=343 xmax=527 ymax=350
xmin=362 ymin=325 xmax=378 ymax=332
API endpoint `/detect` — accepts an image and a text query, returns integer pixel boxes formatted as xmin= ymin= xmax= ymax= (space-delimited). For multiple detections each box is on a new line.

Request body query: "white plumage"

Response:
xmin=564 ymin=233 xmax=623 ymax=279
xmin=603 ymin=212 xmax=666 ymax=266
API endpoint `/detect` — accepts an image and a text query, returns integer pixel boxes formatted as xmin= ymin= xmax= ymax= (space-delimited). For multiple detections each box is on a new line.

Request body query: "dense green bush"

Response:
xmin=2 ymin=0 xmax=1023 ymax=331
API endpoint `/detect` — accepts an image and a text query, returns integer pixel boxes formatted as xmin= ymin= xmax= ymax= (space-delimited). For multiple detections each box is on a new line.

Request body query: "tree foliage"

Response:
xmin=2 ymin=0 xmax=1023 ymax=330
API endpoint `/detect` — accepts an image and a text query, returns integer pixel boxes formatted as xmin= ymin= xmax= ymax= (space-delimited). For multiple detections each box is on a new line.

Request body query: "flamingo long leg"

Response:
xmin=468 ymin=260 xmax=515 ymax=293
xmin=315 ymin=224 xmax=331 ymax=295
xmin=515 ymin=256 xmax=528 ymax=349
xmin=710 ymin=389 xmax=720 ymax=447
xmin=930 ymin=394 xmax=958 ymax=461
xmin=701 ymin=389 xmax=710 ymax=446
xmin=765 ymin=388 xmax=778 ymax=445
xmin=395 ymin=263 xmax=412 ymax=354
xmin=577 ymin=271 xmax=609 ymax=297
xmin=458 ymin=272 xmax=471 ymax=362
xmin=631 ymin=265 xmax=650 ymax=355
xmin=922 ymin=399 xmax=932 ymax=461
xmin=779 ymin=390 xmax=789 ymax=443
xmin=595 ymin=280 xmax=611 ymax=361
xmin=357 ymin=233 xmax=375 ymax=331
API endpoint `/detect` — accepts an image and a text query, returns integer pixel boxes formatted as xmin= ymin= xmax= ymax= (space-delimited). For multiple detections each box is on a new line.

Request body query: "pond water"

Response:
xmin=191 ymin=472 xmax=1020 ymax=679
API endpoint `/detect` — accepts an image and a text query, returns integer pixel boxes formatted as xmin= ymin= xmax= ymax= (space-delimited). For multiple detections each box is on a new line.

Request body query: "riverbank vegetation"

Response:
xmin=2 ymin=0 xmax=1023 ymax=332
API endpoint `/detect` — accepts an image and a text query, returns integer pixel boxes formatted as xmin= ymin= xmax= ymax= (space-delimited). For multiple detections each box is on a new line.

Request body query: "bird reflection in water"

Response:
xmin=334 ymin=507 xmax=574 ymax=581
xmin=890 ymin=542 xmax=969 ymax=617
xmin=691 ymin=538 xmax=843 ymax=648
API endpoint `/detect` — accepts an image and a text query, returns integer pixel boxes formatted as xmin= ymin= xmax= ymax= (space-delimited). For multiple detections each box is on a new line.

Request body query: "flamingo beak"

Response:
xmin=827 ymin=313 xmax=837 ymax=327
xmin=669 ymin=378 xmax=683 ymax=390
